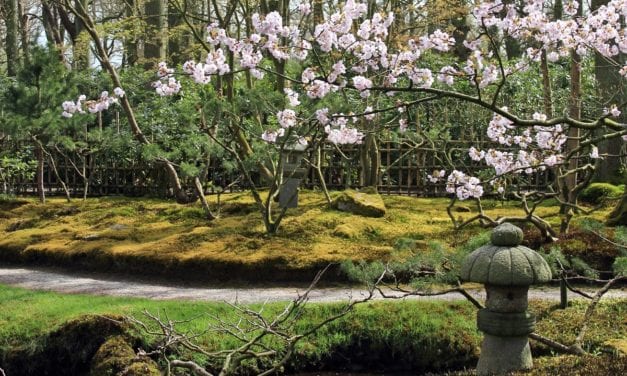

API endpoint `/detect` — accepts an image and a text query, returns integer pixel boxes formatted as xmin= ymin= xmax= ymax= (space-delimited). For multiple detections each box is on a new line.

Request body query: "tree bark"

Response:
xmin=559 ymin=50 xmax=582 ymax=234
xmin=18 ymin=0 xmax=29 ymax=66
xmin=592 ymin=0 xmax=625 ymax=183
xmin=4 ymin=0 xmax=20 ymax=76
xmin=360 ymin=133 xmax=380 ymax=188
xmin=35 ymin=143 xmax=46 ymax=204
xmin=123 ymin=0 xmax=140 ymax=66
xmin=144 ymin=0 xmax=168 ymax=67
xmin=73 ymin=0 xmax=89 ymax=69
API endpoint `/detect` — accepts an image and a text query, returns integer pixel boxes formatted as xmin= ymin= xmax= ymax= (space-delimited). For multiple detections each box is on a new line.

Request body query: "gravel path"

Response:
xmin=1 ymin=266 xmax=626 ymax=304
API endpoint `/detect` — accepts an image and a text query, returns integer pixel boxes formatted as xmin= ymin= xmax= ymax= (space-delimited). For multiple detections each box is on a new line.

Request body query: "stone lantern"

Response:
xmin=460 ymin=223 xmax=552 ymax=375
xmin=279 ymin=143 xmax=307 ymax=208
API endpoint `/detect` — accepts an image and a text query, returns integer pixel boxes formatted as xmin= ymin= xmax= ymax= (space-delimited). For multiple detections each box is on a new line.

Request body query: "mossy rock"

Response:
xmin=2 ymin=315 xmax=131 ymax=376
xmin=554 ymin=230 xmax=620 ymax=272
xmin=90 ymin=336 xmax=136 ymax=376
xmin=332 ymin=189 xmax=386 ymax=218
xmin=580 ymin=183 xmax=624 ymax=205
xmin=90 ymin=335 xmax=160 ymax=376
xmin=119 ymin=361 xmax=161 ymax=376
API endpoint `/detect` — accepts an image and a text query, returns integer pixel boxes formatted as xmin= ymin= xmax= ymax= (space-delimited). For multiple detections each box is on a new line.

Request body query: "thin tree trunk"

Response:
xmin=540 ymin=51 xmax=554 ymax=118
xmin=315 ymin=144 xmax=332 ymax=204
xmin=193 ymin=177 xmax=216 ymax=220
xmin=35 ymin=143 xmax=46 ymax=204
xmin=46 ymin=151 xmax=71 ymax=202
xmin=560 ymin=50 xmax=582 ymax=234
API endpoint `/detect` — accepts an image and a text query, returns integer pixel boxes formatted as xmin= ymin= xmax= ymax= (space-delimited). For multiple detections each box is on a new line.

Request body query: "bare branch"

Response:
xmin=170 ymin=360 xmax=215 ymax=376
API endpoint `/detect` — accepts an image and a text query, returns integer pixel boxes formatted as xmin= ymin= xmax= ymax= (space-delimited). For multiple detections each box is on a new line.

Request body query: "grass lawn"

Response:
xmin=0 ymin=284 xmax=625 ymax=375
xmin=0 ymin=191 xmax=613 ymax=282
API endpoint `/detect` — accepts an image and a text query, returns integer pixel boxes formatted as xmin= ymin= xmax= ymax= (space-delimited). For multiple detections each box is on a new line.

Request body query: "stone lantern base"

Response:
xmin=476 ymin=307 xmax=536 ymax=375
xmin=477 ymin=334 xmax=532 ymax=375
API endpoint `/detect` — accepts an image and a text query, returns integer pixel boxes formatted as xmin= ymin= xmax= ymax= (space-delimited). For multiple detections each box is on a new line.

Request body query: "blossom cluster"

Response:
xmin=153 ymin=62 xmax=181 ymax=96
xmin=61 ymin=87 xmax=125 ymax=118
xmin=446 ymin=170 xmax=484 ymax=200
xmin=149 ymin=0 xmax=625 ymax=151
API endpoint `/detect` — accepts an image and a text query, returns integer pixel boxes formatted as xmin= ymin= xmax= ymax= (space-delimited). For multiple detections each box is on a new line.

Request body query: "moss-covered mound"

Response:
xmin=1 ymin=315 xmax=137 ymax=376
xmin=90 ymin=336 xmax=160 ymax=376
xmin=332 ymin=189 xmax=387 ymax=217
xmin=524 ymin=227 xmax=622 ymax=273
xmin=580 ymin=183 xmax=624 ymax=205
xmin=0 ymin=192 xmax=612 ymax=283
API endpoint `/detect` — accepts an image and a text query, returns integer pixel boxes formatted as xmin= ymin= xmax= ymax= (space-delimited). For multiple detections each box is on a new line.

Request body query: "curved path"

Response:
xmin=1 ymin=266 xmax=626 ymax=304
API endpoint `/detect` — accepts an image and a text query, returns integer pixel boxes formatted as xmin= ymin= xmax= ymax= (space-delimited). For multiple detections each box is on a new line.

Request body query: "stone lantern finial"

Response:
xmin=461 ymin=223 xmax=552 ymax=375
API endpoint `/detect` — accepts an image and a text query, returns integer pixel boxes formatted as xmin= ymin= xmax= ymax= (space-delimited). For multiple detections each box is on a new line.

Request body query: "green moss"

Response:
xmin=580 ymin=183 xmax=624 ymax=205
xmin=333 ymin=224 xmax=360 ymax=239
xmin=0 ymin=193 xmax=616 ymax=282
xmin=118 ymin=362 xmax=161 ymax=376
xmin=1 ymin=315 xmax=131 ymax=376
xmin=514 ymin=355 xmax=627 ymax=375
xmin=90 ymin=336 xmax=136 ymax=376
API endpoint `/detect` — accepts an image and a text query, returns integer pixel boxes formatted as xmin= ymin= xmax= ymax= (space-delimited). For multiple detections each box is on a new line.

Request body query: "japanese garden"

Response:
xmin=0 ymin=0 xmax=626 ymax=375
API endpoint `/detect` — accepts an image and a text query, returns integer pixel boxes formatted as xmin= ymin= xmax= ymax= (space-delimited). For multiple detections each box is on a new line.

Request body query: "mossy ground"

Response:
xmin=0 ymin=191 xmax=613 ymax=282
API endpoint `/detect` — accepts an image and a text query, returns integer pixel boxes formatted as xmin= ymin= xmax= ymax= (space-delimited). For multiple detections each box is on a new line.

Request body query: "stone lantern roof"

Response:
xmin=460 ymin=223 xmax=552 ymax=286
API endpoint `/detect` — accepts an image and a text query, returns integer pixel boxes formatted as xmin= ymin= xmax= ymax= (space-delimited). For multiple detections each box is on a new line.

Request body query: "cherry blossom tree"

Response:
xmin=62 ymin=0 xmax=626 ymax=236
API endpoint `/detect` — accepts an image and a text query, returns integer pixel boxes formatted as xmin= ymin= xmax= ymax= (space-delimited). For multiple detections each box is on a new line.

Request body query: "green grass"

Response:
xmin=0 ymin=283 xmax=481 ymax=373
xmin=1 ymin=284 xmax=626 ymax=375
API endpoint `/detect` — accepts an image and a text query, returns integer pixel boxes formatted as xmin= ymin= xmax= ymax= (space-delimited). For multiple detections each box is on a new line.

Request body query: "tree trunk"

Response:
xmin=73 ymin=0 xmax=89 ymax=69
xmin=144 ymin=0 xmax=168 ymax=67
xmin=4 ymin=0 xmax=20 ymax=76
xmin=35 ymin=144 xmax=46 ymax=204
xmin=360 ymin=133 xmax=380 ymax=188
xmin=592 ymin=0 xmax=625 ymax=183
xmin=18 ymin=0 xmax=29 ymax=66
xmin=559 ymin=50 xmax=582 ymax=234
xmin=124 ymin=0 xmax=140 ymax=66
xmin=41 ymin=0 xmax=63 ymax=49
xmin=559 ymin=0 xmax=581 ymax=234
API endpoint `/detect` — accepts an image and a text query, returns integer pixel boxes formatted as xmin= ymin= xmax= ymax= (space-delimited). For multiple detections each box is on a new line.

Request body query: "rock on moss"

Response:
xmin=332 ymin=189 xmax=386 ymax=218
